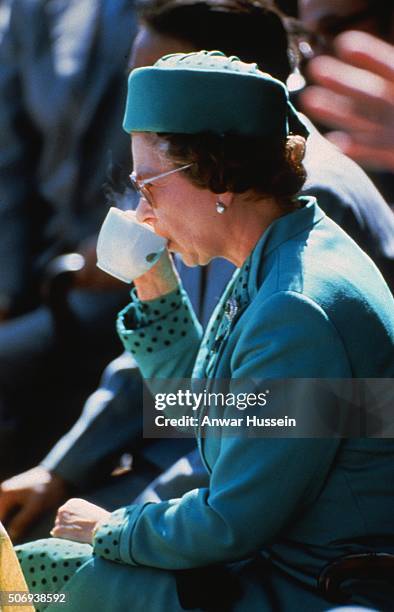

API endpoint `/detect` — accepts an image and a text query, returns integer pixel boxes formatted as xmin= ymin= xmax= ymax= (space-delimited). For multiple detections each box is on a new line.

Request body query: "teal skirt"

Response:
xmin=15 ymin=538 xmax=196 ymax=612
xmin=15 ymin=538 xmax=333 ymax=611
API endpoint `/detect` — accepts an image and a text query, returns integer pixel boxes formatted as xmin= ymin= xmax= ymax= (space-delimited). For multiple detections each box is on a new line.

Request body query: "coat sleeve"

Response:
xmin=93 ymin=290 xmax=351 ymax=569
xmin=41 ymin=353 xmax=144 ymax=489
xmin=117 ymin=287 xmax=202 ymax=381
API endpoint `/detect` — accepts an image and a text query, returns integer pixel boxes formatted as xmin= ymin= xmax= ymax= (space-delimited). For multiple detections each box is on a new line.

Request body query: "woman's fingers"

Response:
xmin=51 ymin=498 xmax=111 ymax=544
xmin=50 ymin=524 xmax=87 ymax=543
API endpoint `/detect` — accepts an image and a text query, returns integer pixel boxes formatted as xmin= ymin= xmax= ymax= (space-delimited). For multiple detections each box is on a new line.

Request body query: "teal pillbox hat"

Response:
xmin=123 ymin=51 xmax=308 ymax=139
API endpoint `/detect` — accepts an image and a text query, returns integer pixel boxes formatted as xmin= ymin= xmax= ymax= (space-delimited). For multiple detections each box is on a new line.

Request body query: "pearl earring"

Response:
xmin=216 ymin=201 xmax=226 ymax=214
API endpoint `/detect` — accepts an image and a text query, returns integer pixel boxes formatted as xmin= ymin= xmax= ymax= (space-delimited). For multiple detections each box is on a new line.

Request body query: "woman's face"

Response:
xmin=132 ymin=132 xmax=227 ymax=267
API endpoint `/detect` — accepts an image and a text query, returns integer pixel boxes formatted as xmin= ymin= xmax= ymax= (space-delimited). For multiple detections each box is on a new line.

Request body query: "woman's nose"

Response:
xmin=135 ymin=197 xmax=154 ymax=225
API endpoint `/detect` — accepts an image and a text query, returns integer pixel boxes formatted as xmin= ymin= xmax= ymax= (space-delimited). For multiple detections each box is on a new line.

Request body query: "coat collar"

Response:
xmin=193 ymin=197 xmax=325 ymax=380
xmin=246 ymin=196 xmax=325 ymax=300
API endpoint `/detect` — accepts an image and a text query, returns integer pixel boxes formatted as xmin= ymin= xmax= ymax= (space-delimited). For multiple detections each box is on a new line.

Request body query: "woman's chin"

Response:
xmin=182 ymin=252 xmax=210 ymax=267
xmin=167 ymin=241 xmax=180 ymax=256
xmin=167 ymin=240 xmax=203 ymax=266
xmin=175 ymin=249 xmax=198 ymax=267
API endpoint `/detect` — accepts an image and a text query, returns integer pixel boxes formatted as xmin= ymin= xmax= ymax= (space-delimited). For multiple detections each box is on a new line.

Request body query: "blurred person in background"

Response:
xmin=1 ymin=0 xmax=393 ymax=548
xmin=0 ymin=0 xmax=136 ymax=476
xmin=299 ymin=0 xmax=394 ymax=185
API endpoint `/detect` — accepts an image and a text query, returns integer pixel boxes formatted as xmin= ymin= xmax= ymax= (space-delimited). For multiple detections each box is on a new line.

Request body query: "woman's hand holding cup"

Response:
xmin=132 ymin=248 xmax=180 ymax=301
xmin=96 ymin=207 xmax=179 ymax=300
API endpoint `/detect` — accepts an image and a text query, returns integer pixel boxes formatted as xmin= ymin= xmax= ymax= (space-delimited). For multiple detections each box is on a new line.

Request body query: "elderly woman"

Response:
xmin=16 ymin=52 xmax=394 ymax=611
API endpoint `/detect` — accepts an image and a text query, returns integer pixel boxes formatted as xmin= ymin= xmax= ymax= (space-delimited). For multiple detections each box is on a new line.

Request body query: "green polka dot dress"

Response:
xmin=15 ymin=539 xmax=91 ymax=611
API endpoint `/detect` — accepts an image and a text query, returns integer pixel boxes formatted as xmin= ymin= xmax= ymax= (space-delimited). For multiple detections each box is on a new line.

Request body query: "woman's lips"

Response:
xmin=143 ymin=217 xmax=157 ymax=228
xmin=148 ymin=223 xmax=178 ymax=252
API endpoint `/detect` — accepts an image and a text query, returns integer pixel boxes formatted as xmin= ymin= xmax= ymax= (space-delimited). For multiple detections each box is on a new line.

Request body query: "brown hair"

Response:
xmin=157 ymin=132 xmax=306 ymax=205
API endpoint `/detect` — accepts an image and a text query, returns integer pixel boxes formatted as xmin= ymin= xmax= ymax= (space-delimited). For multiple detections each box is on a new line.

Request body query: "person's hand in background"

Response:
xmin=0 ymin=467 xmax=70 ymax=543
xmin=300 ymin=31 xmax=394 ymax=172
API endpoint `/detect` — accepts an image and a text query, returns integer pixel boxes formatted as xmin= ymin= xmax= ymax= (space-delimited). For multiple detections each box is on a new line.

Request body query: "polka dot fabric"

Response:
xmin=15 ymin=539 xmax=91 ymax=611
xmin=117 ymin=287 xmax=196 ymax=357
xmin=92 ymin=508 xmax=127 ymax=563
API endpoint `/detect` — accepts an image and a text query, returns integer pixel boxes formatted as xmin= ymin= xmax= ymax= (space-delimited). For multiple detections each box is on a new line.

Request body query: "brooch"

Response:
xmin=224 ymin=296 xmax=239 ymax=323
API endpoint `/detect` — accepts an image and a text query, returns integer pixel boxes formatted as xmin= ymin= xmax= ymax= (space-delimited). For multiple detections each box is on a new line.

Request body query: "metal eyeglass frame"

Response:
xmin=129 ymin=163 xmax=193 ymax=205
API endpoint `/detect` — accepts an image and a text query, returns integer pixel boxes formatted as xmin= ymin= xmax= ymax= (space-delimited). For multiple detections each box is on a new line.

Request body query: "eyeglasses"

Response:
xmin=129 ymin=163 xmax=193 ymax=206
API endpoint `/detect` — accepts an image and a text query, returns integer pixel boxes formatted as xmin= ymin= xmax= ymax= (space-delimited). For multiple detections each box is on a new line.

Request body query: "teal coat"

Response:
xmin=49 ymin=199 xmax=394 ymax=611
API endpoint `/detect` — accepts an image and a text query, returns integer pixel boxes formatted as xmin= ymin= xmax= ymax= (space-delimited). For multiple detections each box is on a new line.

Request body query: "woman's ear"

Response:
xmin=214 ymin=191 xmax=234 ymax=214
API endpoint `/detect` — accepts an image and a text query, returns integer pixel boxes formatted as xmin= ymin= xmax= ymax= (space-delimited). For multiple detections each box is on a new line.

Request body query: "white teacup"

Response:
xmin=96 ymin=207 xmax=167 ymax=283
